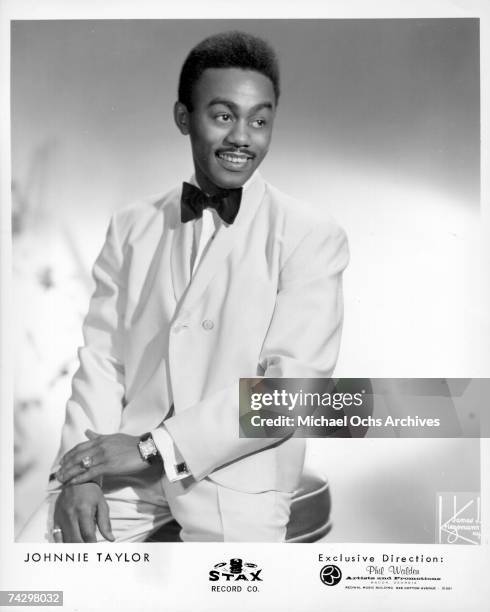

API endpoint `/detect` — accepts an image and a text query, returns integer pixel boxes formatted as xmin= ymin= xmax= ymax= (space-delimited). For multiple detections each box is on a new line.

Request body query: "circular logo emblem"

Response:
xmin=320 ymin=565 xmax=342 ymax=586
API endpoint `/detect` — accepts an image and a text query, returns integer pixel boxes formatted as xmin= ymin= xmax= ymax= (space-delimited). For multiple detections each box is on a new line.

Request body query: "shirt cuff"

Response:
xmin=151 ymin=426 xmax=191 ymax=482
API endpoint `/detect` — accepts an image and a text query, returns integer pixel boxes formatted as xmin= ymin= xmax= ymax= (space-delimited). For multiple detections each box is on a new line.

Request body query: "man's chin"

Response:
xmin=216 ymin=166 xmax=258 ymax=189
xmin=198 ymin=171 xmax=253 ymax=192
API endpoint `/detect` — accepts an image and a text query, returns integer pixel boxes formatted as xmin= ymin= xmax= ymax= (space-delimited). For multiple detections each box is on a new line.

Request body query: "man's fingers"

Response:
xmin=54 ymin=500 xmax=83 ymax=543
xmin=57 ymin=450 xmax=104 ymax=483
xmin=79 ymin=512 xmax=98 ymax=543
xmin=85 ymin=429 xmax=101 ymax=440
xmin=96 ymin=498 xmax=115 ymax=542
xmin=66 ymin=465 xmax=104 ymax=486
xmin=53 ymin=483 xmax=105 ymax=544
xmin=52 ymin=527 xmax=63 ymax=543
xmin=59 ymin=513 xmax=84 ymax=543
xmin=61 ymin=440 xmax=98 ymax=468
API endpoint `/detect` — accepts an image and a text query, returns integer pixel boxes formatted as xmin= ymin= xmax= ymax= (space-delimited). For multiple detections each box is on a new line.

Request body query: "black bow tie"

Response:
xmin=181 ymin=182 xmax=242 ymax=225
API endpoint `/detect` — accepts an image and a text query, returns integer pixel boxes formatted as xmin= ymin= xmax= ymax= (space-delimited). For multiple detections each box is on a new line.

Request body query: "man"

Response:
xmin=18 ymin=30 xmax=348 ymax=543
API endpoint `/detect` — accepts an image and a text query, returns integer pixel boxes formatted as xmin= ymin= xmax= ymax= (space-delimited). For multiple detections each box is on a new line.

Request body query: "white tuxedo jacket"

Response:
xmin=55 ymin=174 xmax=349 ymax=494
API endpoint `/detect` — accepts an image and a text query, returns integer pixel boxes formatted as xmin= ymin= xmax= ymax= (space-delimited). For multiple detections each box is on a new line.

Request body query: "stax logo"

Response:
xmin=209 ymin=558 xmax=263 ymax=582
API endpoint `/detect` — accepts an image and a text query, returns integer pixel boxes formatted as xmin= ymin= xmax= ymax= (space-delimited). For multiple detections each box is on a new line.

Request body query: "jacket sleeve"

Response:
xmin=163 ymin=222 xmax=349 ymax=481
xmin=51 ymin=214 xmax=128 ymax=471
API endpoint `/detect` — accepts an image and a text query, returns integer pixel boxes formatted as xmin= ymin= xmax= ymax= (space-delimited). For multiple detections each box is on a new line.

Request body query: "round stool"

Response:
xmin=146 ymin=468 xmax=331 ymax=543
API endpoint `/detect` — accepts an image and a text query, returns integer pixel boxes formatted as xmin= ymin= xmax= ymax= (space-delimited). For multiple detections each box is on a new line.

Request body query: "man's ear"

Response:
xmin=174 ymin=101 xmax=191 ymax=135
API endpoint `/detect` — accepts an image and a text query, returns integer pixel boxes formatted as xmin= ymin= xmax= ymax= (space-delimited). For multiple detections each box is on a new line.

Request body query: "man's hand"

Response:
xmin=56 ymin=430 xmax=152 ymax=485
xmin=53 ymin=482 xmax=114 ymax=543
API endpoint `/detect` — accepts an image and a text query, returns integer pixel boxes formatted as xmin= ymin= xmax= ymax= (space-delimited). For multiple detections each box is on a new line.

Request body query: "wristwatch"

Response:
xmin=138 ymin=432 xmax=161 ymax=465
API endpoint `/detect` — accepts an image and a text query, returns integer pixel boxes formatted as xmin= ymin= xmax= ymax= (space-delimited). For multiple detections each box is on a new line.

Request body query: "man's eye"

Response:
xmin=216 ymin=113 xmax=232 ymax=123
xmin=251 ymin=118 xmax=266 ymax=128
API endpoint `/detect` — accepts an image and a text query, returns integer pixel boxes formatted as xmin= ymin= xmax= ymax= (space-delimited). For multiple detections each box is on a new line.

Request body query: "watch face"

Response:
xmin=139 ymin=436 xmax=158 ymax=461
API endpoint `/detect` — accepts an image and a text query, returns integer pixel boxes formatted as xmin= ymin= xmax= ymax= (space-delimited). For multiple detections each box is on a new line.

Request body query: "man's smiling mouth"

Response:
xmin=216 ymin=151 xmax=254 ymax=166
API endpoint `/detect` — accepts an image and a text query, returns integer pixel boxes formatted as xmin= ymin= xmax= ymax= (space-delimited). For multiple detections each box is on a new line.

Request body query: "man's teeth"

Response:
xmin=218 ymin=153 xmax=249 ymax=163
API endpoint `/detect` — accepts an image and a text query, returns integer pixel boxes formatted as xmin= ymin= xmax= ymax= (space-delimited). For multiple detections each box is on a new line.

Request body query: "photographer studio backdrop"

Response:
xmin=11 ymin=19 xmax=482 ymax=541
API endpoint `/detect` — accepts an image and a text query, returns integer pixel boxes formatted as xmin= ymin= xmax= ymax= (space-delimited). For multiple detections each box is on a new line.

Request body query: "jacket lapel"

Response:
xmin=170 ymin=185 xmax=194 ymax=305
xmin=179 ymin=173 xmax=266 ymax=313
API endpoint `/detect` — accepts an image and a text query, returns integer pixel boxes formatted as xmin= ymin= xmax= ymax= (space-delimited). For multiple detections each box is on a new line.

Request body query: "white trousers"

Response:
xmin=17 ymin=470 xmax=293 ymax=543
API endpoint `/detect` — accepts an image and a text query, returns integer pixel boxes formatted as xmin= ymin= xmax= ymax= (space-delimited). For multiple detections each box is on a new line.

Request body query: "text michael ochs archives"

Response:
xmin=237 ymin=378 xmax=484 ymax=439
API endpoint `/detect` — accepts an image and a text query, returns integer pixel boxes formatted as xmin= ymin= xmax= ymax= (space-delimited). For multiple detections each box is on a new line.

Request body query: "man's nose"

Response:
xmin=225 ymin=120 xmax=250 ymax=147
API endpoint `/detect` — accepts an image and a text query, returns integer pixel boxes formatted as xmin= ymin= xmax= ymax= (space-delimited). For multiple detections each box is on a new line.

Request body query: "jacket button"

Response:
xmin=202 ymin=319 xmax=214 ymax=331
